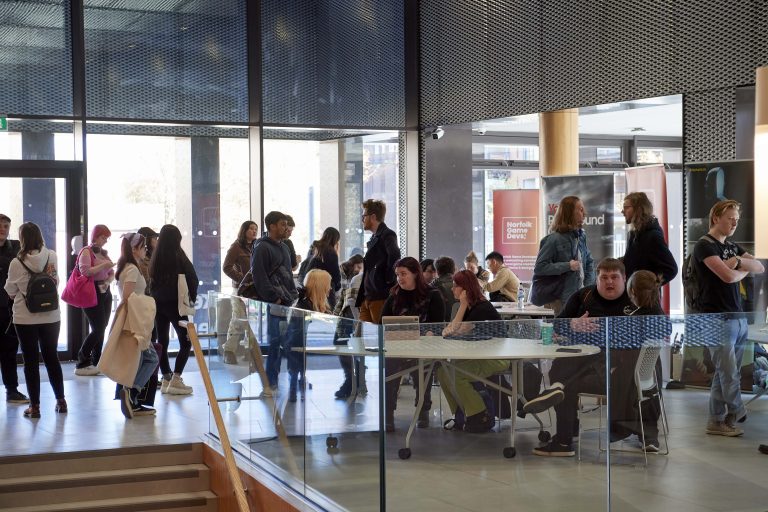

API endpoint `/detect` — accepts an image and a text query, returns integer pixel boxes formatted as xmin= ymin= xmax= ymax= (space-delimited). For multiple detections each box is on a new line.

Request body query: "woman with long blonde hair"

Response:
xmin=286 ymin=269 xmax=332 ymax=402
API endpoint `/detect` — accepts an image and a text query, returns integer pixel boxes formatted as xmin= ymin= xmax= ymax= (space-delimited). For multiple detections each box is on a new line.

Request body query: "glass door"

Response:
xmin=0 ymin=160 xmax=85 ymax=359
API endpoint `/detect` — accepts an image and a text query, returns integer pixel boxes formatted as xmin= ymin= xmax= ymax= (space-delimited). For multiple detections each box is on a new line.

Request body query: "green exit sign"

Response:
xmin=0 ymin=116 xmax=6 ymax=131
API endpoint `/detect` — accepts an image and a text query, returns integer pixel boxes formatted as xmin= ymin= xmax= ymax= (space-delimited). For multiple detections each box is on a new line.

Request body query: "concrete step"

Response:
xmin=2 ymin=490 xmax=217 ymax=512
xmin=0 ymin=463 xmax=210 ymax=507
xmin=0 ymin=443 xmax=202 ymax=479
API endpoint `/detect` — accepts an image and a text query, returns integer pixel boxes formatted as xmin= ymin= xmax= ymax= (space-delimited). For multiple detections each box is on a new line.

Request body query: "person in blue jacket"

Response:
xmin=533 ymin=196 xmax=595 ymax=314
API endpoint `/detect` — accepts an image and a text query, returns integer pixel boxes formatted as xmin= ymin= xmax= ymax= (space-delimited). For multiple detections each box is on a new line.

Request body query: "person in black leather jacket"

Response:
xmin=355 ymin=199 xmax=401 ymax=324
xmin=0 ymin=214 xmax=27 ymax=404
xmin=621 ymin=192 xmax=678 ymax=284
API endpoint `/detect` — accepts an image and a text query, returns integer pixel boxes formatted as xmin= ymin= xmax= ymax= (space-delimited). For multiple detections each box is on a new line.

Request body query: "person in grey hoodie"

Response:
xmin=533 ymin=196 xmax=595 ymax=314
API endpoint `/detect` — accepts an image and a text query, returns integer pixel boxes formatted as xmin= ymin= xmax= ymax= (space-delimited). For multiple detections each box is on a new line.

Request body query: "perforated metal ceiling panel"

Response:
xmin=421 ymin=0 xmax=768 ymax=132
xmin=83 ymin=0 xmax=248 ymax=122
xmin=0 ymin=0 xmax=73 ymax=116
xmin=262 ymin=0 xmax=406 ymax=128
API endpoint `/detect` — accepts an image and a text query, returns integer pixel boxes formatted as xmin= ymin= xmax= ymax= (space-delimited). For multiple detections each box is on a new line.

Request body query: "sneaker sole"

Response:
xmin=523 ymin=389 xmax=565 ymax=415
xmin=532 ymin=448 xmax=575 ymax=457
xmin=119 ymin=388 xmax=134 ymax=419
xmin=706 ymin=428 xmax=743 ymax=437
xmin=165 ymin=387 xmax=193 ymax=395
xmin=133 ymin=409 xmax=157 ymax=417
xmin=7 ymin=399 xmax=30 ymax=404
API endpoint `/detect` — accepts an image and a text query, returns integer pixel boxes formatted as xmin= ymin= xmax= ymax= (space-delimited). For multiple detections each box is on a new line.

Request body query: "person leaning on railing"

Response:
xmin=438 ymin=269 xmax=505 ymax=433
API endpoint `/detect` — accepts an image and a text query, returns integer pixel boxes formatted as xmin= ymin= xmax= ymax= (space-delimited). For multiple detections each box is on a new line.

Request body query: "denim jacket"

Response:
xmin=533 ymin=229 xmax=595 ymax=303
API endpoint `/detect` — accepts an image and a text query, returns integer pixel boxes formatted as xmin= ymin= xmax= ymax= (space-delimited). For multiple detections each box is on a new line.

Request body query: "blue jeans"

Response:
xmin=133 ymin=347 xmax=159 ymax=391
xmin=265 ymin=305 xmax=288 ymax=386
xmin=709 ymin=317 xmax=748 ymax=422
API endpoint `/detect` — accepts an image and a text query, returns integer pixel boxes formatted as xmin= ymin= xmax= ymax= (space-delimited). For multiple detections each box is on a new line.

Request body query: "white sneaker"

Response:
xmin=74 ymin=365 xmax=100 ymax=376
xmin=166 ymin=375 xmax=193 ymax=395
xmin=160 ymin=378 xmax=171 ymax=394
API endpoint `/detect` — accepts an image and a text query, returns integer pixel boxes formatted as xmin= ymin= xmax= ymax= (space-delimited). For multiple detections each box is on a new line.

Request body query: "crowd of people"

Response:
xmin=0 ymin=190 xmax=765 ymax=456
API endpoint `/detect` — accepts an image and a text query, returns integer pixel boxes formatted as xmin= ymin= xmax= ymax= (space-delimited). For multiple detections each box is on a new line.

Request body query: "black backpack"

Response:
xmin=682 ymin=235 xmax=717 ymax=313
xmin=17 ymin=255 xmax=59 ymax=313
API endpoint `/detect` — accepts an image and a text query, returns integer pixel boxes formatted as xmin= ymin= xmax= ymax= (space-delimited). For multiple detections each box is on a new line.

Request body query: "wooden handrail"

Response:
xmin=186 ymin=321 xmax=251 ymax=512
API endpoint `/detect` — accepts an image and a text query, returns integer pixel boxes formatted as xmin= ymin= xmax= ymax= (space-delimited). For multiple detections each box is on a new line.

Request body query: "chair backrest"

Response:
xmin=634 ymin=340 xmax=663 ymax=400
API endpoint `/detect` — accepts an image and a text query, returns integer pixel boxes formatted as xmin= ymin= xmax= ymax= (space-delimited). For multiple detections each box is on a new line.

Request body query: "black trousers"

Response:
xmin=0 ymin=305 xmax=19 ymax=391
xmin=385 ymin=359 xmax=433 ymax=416
xmin=78 ymin=287 xmax=112 ymax=368
xmin=15 ymin=322 xmax=64 ymax=405
xmin=155 ymin=301 xmax=191 ymax=376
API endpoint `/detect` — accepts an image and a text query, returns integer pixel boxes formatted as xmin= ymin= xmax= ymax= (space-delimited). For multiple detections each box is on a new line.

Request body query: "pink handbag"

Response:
xmin=61 ymin=249 xmax=97 ymax=309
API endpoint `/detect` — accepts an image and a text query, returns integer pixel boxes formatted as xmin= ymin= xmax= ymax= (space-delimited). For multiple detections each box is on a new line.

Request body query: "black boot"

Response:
xmin=464 ymin=409 xmax=494 ymax=433
xmin=417 ymin=408 xmax=430 ymax=428
xmin=288 ymin=371 xmax=298 ymax=403
xmin=335 ymin=378 xmax=352 ymax=399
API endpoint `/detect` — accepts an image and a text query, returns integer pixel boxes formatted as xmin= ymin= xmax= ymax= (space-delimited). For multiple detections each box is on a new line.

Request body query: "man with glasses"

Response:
xmin=356 ymin=199 xmax=401 ymax=324
xmin=0 ymin=214 xmax=28 ymax=404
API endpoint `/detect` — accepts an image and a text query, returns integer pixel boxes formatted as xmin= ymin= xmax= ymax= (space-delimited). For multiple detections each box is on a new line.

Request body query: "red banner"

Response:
xmin=625 ymin=164 xmax=670 ymax=311
xmin=492 ymin=189 xmax=541 ymax=281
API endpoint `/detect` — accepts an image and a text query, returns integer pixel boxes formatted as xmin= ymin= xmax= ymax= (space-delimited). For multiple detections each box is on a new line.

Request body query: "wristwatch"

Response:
xmin=734 ymin=257 xmax=742 ymax=271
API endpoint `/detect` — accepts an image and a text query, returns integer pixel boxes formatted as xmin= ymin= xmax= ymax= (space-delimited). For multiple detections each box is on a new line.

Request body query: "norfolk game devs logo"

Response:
xmin=502 ymin=217 xmax=537 ymax=244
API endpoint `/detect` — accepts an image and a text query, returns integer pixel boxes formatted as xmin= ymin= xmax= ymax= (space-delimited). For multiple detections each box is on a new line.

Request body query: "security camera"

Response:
xmin=431 ymin=126 xmax=445 ymax=140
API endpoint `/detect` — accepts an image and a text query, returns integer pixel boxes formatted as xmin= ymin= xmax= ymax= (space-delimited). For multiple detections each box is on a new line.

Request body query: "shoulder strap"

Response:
xmin=16 ymin=255 xmax=48 ymax=275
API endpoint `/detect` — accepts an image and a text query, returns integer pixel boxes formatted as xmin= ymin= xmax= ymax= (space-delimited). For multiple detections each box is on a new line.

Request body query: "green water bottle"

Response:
xmin=541 ymin=322 xmax=554 ymax=345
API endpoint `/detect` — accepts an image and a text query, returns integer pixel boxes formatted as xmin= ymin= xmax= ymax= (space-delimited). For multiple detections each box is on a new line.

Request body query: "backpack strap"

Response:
xmin=16 ymin=255 xmax=48 ymax=275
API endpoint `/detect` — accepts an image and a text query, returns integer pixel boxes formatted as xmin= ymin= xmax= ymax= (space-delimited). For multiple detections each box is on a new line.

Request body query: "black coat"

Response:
xmin=623 ymin=217 xmax=678 ymax=284
xmin=0 ymin=239 xmax=20 ymax=309
xmin=356 ymin=223 xmax=401 ymax=305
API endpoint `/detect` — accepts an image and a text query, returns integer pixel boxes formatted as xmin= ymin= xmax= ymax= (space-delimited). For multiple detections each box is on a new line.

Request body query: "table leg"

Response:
xmin=403 ymin=360 xmax=435 ymax=456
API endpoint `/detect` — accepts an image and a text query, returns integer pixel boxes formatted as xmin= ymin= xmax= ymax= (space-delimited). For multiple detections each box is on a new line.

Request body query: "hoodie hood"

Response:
xmin=20 ymin=247 xmax=53 ymax=272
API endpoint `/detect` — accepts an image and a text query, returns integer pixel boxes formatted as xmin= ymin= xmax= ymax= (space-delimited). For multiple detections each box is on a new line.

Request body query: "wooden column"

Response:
xmin=539 ymin=108 xmax=579 ymax=176
xmin=755 ymin=66 xmax=768 ymax=257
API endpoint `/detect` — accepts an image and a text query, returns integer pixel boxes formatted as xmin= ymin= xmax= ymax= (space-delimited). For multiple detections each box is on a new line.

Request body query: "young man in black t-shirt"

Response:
xmin=530 ymin=258 xmax=635 ymax=457
xmin=694 ymin=200 xmax=764 ymax=437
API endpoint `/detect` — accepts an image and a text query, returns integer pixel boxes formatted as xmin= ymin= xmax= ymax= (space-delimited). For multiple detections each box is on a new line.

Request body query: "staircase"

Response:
xmin=0 ymin=443 xmax=217 ymax=512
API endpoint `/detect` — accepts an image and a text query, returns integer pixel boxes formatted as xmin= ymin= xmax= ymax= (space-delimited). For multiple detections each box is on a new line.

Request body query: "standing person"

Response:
xmin=381 ymin=257 xmax=445 ymax=431
xmin=0 ymin=214 xmax=28 ymax=404
xmin=286 ymin=269 xmax=333 ymax=402
xmin=136 ymin=227 xmax=158 ymax=289
xmin=75 ymin=224 xmax=115 ymax=376
xmin=283 ymin=215 xmax=301 ymax=272
xmin=464 ymin=251 xmax=491 ymax=287
xmin=532 ymin=196 xmax=595 ymax=315
xmin=693 ymin=200 xmax=764 ymax=436
xmin=149 ymin=224 xmax=198 ymax=395
xmin=333 ymin=255 xmax=364 ymax=399
xmin=439 ymin=270 xmax=505 ymax=433
xmin=222 ymin=220 xmax=259 ymax=363
xmin=483 ymin=251 xmax=521 ymax=302
xmin=306 ymin=227 xmax=342 ymax=308
xmin=432 ymin=256 xmax=457 ymax=321
xmin=621 ymin=192 xmax=678 ymax=284
xmin=251 ymin=211 xmax=298 ymax=389
xmin=355 ymin=199 xmax=401 ymax=324
xmin=4 ymin=222 xmax=65 ymax=418
xmin=112 ymin=233 xmax=159 ymax=418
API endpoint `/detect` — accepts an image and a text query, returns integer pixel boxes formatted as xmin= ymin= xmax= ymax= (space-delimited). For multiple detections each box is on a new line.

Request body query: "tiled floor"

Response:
xmin=2 ymin=354 xmax=768 ymax=512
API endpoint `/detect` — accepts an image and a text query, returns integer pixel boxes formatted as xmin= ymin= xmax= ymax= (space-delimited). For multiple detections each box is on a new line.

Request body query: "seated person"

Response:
xmin=432 ymin=256 xmax=457 ymax=321
xmin=483 ymin=251 xmax=520 ymax=302
xmin=382 ymin=257 xmax=445 ymax=432
xmin=438 ymin=270 xmax=507 ymax=433
xmin=527 ymin=259 xmax=669 ymax=457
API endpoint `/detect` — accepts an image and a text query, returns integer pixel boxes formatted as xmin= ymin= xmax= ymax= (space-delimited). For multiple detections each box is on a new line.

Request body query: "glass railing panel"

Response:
xmin=205 ymin=292 xmax=385 ymax=510
xmin=380 ymin=317 xmax=608 ymax=512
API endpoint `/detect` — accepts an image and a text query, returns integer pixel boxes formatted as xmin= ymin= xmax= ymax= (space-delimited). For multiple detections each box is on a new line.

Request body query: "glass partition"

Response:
xmin=204 ymin=292 xmax=385 ymax=510
xmin=201 ymin=300 xmax=768 ymax=511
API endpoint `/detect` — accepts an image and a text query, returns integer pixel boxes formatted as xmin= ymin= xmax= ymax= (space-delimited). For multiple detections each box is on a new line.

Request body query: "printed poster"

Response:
xmin=492 ymin=189 xmax=540 ymax=281
xmin=542 ymin=175 xmax=615 ymax=264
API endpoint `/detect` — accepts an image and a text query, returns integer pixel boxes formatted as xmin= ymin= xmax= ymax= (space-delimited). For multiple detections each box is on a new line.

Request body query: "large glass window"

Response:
xmin=86 ymin=127 xmax=249 ymax=336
